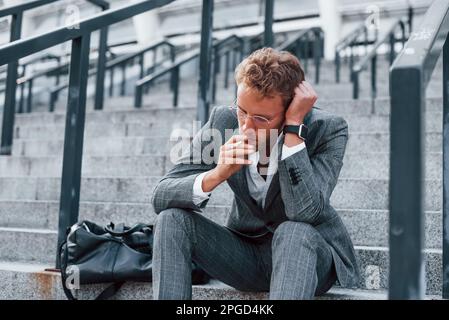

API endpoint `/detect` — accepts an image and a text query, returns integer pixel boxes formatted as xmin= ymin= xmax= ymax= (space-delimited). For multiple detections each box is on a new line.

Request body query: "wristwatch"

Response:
xmin=283 ymin=124 xmax=308 ymax=141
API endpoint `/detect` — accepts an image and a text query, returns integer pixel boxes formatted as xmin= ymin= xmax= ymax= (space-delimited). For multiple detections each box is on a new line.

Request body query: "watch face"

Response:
xmin=300 ymin=125 xmax=308 ymax=140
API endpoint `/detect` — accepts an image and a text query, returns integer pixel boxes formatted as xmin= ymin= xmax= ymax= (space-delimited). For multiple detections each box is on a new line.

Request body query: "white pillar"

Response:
xmin=131 ymin=1 xmax=162 ymax=67
xmin=318 ymin=0 xmax=341 ymax=61
xmin=132 ymin=10 xmax=162 ymax=46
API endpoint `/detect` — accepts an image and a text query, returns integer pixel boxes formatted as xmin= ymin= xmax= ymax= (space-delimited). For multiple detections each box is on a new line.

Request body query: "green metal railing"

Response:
xmin=211 ymin=35 xmax=244 ymax=103
xmin=14 ymin=41 xmax=148 ymax=113
xmin=0 ymin=0 xmax=177 ymax=267
xmin=389 ymin=0 xmax=449 ymax=299
xmin=0 ymin=0 xmax=109 ymax=156
xmin=352 ymin=17 xmax=409 ymax=103
xmin=134 ymin=34 xmax=243 ymax=108
xmin=276 ymin=27 xmax=323 ymax=84
xmin=48 ymin=39 xmax=175 ymax=111
xmin=334 ymin=22 xmax=375 ymax=83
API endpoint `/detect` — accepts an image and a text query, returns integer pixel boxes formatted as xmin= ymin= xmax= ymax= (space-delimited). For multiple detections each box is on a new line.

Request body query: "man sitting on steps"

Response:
xmin=151 ymin=47 xmax=360 ymax=300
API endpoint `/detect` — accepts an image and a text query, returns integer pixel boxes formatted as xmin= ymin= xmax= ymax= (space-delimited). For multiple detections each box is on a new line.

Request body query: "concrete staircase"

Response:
xmin=0 ymin=51 xmax=444 ymax=299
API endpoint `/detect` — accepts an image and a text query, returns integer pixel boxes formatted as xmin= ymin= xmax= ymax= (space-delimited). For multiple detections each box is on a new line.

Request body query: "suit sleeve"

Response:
xmin=278 ymin=116 xmax=349 ymax=225
xmin=151 ymin=107 xmax=219 ymax=214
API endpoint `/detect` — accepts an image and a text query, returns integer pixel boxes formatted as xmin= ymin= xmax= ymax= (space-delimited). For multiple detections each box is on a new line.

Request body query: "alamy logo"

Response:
xmin=65 ymin=265 xmax=80 ymax=290
xmin=65 ymin=5 xmax=81 ymax=30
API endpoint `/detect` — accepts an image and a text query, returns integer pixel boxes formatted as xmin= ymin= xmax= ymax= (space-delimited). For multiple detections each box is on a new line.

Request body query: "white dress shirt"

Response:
xmin=192 ymin=132 xmax=306 ymax=209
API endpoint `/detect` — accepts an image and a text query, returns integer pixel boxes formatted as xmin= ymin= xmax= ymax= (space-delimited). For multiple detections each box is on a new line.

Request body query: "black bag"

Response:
xmin=58 ymin=220 xmax=210 ymax=300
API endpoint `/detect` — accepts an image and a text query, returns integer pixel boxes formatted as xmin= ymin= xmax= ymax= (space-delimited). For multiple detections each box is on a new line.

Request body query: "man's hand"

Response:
xmin=283 ymin=81 xmax=317 ymax=147
xmin=201 ymin=135 xmax=255 ymax=192
xmin=284 ymin=80 xmax=317 ymax=125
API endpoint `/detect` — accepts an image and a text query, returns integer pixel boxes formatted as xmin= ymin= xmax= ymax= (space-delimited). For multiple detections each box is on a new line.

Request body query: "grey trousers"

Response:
xmin=152 ymin=208 xmax=337 ymax=300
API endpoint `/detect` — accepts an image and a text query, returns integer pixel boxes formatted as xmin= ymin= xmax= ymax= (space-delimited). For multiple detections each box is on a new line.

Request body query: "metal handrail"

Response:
xmin=0 ymin=0 xmax=110 ymax=141
xmin=351 ymin=18 xmax=409 ymax=103
xmin=211 ymin=35 xmax=244 ymax=103
xmin=334 ymin=7 xmax=414 ymax=85
xmin=276 ymin=27 xmax=323 ymax=84
xmin=0 ymin=0 xmax=177 ymax=268
xmin=134 ymin=34 xmax=243 ymax=108
xmin=389 ymin=0 xmax=449 ymax=300
xmin=13 ymin=40 xmax=148 ymax=113
xmin=0 ymin=0 xmax=109 ymax=16
xmin=334 ymin=22 xmax=372 ymax=83
xmin=48 ymin=39 xmax=175 ymax=111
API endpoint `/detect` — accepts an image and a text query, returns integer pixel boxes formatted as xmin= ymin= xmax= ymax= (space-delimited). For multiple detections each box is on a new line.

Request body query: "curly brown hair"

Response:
xmin=234 ymin=47 xmax=305 ymax=108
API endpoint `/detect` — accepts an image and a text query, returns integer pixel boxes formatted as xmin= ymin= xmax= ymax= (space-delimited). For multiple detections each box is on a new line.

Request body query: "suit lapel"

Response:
xmin=262 ymin=109 xmax=315 ymax=212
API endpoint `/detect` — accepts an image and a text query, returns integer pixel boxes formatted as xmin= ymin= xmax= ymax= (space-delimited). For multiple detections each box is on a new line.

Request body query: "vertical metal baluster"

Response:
xmin=389 ymin=59 xmax=425 ymax=300
xmin=1 ymin=12 xmax=23 ymax=155
xmin=443 ymin=34 xmax=449 ymax=299
xmin=56 ymin=35 xmax=91 ymax=268
xmin=197 ymin=0 xmax=214 ymax=126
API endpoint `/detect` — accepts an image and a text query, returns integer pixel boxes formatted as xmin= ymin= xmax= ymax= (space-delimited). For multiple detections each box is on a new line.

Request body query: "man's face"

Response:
xmin=235 ymin=83 xmax=285 ymax=151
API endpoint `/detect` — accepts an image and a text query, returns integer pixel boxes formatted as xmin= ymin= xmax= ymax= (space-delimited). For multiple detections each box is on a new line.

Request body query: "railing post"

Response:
xmin=168 ymin=45 xmax=176 ymax=93
xmin=212 ymin=50 xmax=218 ymax=104
xmin=443 ymin=35 xmax=449 ymax=299
xmin=371 ymin=55 xmax=377 ymax=103
xmin=56 ymin=35 xmax=91 ymax=268
xmin=120 ymin=63 xmax=126 ymax=96
xmin=389 ymin=33 xmax=396 ymax=65
xmin=370 ymin=55 xmax=377 ymax=113
xmin=94 ymin=25 xmax=109 ymax=110
xmin=26 ymin=79 xmax=33 ymax=113
xmin=364 ymin=26 xmax=369 ymax=56
xmin=134 ymin=84 xmax=143 ymax=108
xmin=18 ymin=77 xmax=25 ymax=114
xmin=139 ymin=53 xmax=145 ymax=79
xmin=224 ymin=50 xmax=230 ymax=89
xmin=352 ymin=70 xmax=359 ymax=99
xmin=264 ymin=0 xmax=274 ymax=47
xmin=349 ymin=45 xmax=354 ymax=82
xmin=335 ymin=50 xmax=340 ymax=83
xmin=313 ymin=29 xmax=321 ymax=84
xmin=172 ymin=66 xmax=179 ymax=107
xmin=54 ymin=57 xmax=61 ymax=103
xmin=389 ymin=66 xmax=425 ymax=300
xmin=1 ymin=12 xmax=23 ymax=155
xmin=49 ymin=90 xmax=57 ymax=113
xmin=109 ymin=67 xmax=114 ymax=97
xmin=197 ymin=0 xmax=214 ymax=126
xmin=304 ymin=32 xmax=309 ymax=74
xmin=408 ymin=6 xmax=413 ymax=33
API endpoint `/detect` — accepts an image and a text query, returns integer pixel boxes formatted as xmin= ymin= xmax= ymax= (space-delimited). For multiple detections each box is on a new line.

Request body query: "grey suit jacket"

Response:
xmin=151 ymin=105 xmax=360 ymax=288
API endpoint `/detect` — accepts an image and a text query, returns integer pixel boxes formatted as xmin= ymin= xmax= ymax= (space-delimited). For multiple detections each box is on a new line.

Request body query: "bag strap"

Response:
xmin=95 ymin=282 xmax=125 ymax=300
xmin=104 ymin=222 xmax=151 ymax=237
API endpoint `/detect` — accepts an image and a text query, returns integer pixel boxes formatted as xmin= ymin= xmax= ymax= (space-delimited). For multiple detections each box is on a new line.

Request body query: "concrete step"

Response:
xmin=13 ymin=122 xmax=194 ymax=140
xmin=11 ymin=111 xmax=444 ymax=140
xmin=0 ymin=151 xmax=443 ymax=180
xmin=0 ymin=261 xmax=397 ymax=300
xmin=0 ymin=155 xmax=169 ymax=177
xmin=10 ymin=96 xmax=443 ymax=128
xmin=11 ymin=98 xmax=443 ymax=139
xmin=0 ymin=200 xmax=442 ymax=249
xmin=0 ymin=176 xmax=442 ymax=211
xmin=0 ymin=230 xmax=442 ymax=295
xmin=9 ymin=130 xmax=443 ymax=157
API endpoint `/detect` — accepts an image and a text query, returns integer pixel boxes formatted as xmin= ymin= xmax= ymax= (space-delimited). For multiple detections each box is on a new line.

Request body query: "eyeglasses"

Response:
xmin=229 ymin=99 xmax=282 ymax=127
